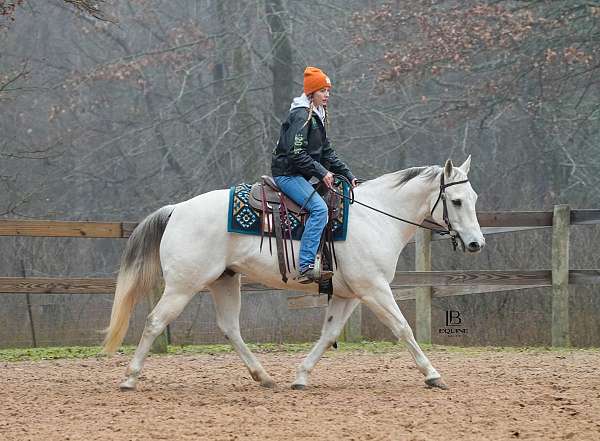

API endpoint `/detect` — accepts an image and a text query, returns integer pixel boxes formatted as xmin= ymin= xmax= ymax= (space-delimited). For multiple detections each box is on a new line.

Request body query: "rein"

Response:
xmin=328 ymin=174 xmax=470 ymax=250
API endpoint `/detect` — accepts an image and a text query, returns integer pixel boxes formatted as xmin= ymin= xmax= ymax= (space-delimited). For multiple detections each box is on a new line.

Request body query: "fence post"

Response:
xmin=148 ymin=280 xmax=169 ymax=353
xmin=552 ymin=204 xmax=570 ymax=347
xmin=415 ymin=228 xmax=432 ymax=343
xmin=21 ymin=260 xmax=37 ymax=348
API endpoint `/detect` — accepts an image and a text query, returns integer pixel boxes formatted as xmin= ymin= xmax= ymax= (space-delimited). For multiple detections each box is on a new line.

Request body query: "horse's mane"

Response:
xmin=360 ymin=165 xmax=440 ymax=187
xmin=393 ymin=166 xmax=441 ymax=187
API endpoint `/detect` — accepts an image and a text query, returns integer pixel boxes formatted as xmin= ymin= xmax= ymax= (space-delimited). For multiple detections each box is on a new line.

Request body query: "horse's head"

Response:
xmin=430 ymin=156 xmax=485 ymax=253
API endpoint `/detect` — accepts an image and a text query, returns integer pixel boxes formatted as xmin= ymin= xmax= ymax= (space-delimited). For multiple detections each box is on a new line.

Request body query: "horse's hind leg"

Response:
xmin=209 ymin=273 xmax=275 ymax=388
xmin=120 ymin=284 xmax=196 ymax=390
xmin=360 ymin=282 xmax=447 ymax=389
xmin=292 ymin=296 xmax=360 ymax=390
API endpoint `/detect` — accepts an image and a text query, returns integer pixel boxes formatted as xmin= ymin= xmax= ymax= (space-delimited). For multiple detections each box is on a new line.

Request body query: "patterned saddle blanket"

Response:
xmin=227 ymin=181 xmax=350 ymax=241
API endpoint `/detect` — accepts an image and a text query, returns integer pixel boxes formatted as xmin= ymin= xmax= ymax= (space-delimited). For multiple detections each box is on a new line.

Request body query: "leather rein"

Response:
xmin=329 ymin=173 xmax=470 ymax=251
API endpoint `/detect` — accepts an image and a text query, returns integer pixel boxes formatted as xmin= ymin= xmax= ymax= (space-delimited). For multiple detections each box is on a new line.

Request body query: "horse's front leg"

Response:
xmin=360 ymin=281 xmax=447 ymax=389
xmin=209 ymin=274 xmax=275 ymax=388
xmin=292 ymin=296 xmax=360 ymax=390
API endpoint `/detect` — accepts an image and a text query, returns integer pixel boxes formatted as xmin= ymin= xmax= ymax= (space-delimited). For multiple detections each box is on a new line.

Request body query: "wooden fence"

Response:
xmin=1 ymin=206 xmax=599 ymax=347
xmin=289 ymin=206 xmax=600 ymax=346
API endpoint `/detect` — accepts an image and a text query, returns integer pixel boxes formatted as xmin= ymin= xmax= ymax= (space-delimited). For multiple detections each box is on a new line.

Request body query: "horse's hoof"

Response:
xmin=425 ymin=377 xmax=448 ymax=390
xmin=260 ymin=379 xmax=276 ymax=389
xmin=119 ymin=379 xmax=137 ymax=391
xmin=291 ymin=383 xmax=306 ymax=390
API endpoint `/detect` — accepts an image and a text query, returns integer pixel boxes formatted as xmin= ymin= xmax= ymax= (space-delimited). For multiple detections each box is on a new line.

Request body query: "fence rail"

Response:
xmin=2 ymin=269 xmax=597 ymax=296
xmin=1 ymin=207 xmax=599 ymax=347
xmin=0 ymin=220 xmax=137 ymax=238
xmin=0 ymin=276 xmax=271 ymax=294
xmin=1 ymin=210 xmax=599 ymax=238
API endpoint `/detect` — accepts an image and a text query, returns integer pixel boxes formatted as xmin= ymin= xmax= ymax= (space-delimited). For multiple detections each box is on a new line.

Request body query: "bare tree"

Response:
xmin=352 ymin=0 xmax=600 ymax=206
xmin=1 ymin=0 xmax=111 ymax=25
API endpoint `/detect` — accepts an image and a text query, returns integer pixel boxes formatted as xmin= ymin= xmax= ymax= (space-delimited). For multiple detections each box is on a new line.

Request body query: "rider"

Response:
xmin=272 ymin=66 xmax=357 ymax=284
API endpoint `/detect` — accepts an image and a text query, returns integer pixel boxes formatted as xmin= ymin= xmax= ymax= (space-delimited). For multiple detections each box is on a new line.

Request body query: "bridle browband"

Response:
xmin=330 ymin=172 xmax=470 ymax=251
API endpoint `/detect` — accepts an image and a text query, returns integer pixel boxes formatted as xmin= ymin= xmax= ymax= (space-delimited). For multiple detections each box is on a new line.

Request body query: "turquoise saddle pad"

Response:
xmin=227 ymin=181 xmax=350 ymax=241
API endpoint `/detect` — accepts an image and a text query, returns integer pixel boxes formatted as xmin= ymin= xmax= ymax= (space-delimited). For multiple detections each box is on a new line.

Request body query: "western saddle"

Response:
xmin=248 ymin=175 xmax=340 ymax=290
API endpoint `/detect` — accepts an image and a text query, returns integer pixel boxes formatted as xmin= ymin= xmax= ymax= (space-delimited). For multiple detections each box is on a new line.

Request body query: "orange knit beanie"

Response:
xmin=303 ymin=66 xmax=332 ymax=95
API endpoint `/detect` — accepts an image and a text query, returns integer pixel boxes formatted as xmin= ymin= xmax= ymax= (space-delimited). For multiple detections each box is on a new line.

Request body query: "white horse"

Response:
xmin=103 ymin=156 xmax=484 ymax=391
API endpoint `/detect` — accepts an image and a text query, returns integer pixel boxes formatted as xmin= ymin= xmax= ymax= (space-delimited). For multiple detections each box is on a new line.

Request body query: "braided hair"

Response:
xmin=302 ymin=94 xmax=329 ymax=130
xmin=302 ymin=95 xmax=314 ymax=128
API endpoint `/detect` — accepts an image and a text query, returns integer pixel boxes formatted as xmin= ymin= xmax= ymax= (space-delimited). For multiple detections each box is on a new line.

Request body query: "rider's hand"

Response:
xmin=323 ymin=172 xmax=334 ymax=189
xmin=351 ymin=178 xmax=358 ymax=188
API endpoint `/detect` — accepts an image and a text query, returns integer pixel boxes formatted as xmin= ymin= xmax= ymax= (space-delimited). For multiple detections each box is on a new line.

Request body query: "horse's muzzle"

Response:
xmin=466 ymin=240 xmax=484 ymax=253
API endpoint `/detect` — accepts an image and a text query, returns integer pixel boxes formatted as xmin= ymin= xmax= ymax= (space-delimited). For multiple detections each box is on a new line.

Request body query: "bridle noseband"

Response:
xmin=428 ymin=173 xmax=470 ymax=250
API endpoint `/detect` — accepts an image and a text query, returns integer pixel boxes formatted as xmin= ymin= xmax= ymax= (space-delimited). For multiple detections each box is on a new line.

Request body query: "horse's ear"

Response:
xmin=459 ymin=155 xmax=471 ymax=175
xmin=444 ymin=159 xmax=454 ymax=178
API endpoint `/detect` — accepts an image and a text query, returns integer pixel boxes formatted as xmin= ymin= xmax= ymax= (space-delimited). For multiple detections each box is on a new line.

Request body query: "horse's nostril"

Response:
xmin=468 ymin=242 xmax=481 ymax=251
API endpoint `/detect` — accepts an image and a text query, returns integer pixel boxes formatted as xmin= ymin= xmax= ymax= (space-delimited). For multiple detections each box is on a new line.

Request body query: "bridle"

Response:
xmin=329 ymin=172 xmax=470 ymax=251
xmin=427 ymin=173 xmax=470 ymax=251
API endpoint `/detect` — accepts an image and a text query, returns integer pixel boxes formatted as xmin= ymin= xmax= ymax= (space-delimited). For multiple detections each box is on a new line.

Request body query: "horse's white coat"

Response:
xmin=109 ymin=158 xmax=484 ymax=390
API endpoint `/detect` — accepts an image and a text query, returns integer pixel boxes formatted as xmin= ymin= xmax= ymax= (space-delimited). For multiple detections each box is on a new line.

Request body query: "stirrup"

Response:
xmin=295 ymin=265 xmax=333 ymax=284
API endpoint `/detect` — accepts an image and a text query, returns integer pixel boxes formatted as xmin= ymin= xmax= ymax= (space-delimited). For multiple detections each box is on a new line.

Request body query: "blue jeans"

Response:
xmin=274 ymin=175 xmax=328 ymax=271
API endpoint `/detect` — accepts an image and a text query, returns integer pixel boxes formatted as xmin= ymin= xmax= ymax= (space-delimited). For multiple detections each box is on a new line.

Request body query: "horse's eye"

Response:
xmin=452 ymin=199 xmax=462 ymax=207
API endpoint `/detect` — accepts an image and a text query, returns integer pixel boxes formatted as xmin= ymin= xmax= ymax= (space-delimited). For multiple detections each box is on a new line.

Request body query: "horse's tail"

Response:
xmin=102 ymin=205 xmax=174 ymax=354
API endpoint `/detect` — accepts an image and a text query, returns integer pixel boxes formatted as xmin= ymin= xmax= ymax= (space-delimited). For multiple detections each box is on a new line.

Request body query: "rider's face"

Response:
xmin=311 ymin=88 xmax=330 ymax=107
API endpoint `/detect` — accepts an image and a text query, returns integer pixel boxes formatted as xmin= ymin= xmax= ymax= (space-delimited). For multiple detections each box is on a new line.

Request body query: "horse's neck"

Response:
xmin=354 ymin=174 xmax=436 ymax=246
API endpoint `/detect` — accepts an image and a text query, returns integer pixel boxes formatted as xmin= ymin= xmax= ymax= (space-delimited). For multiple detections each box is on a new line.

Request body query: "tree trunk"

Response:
xmin=265 ymin=0 xmax=294 ymax=138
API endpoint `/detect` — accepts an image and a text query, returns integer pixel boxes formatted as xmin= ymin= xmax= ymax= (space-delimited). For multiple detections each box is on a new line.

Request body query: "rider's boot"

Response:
xmin=295 ymin=264 xmax=333 ymax=284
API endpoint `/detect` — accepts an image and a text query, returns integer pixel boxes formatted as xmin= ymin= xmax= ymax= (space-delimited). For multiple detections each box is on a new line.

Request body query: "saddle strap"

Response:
xmin=328 ymin=203 xmax=338 ymax=269
xmin=327 ymin=215 xmax=337 ymax=270
xmin=319 ymin=188 xmax=339 ymax=271
xmin=272 ymin=203 xmax=288 ymax=283
xmin=317 ymin=228 xmax=333 ymax=299
xmin=259 ymin=184 xmax=273 ymax=255
xmin=316 ymin=191 xmax=341 ymax=298
xmin=278 ymin=192 xmax=295 ymax=271
xmin=279 ymin=195 xmax=290 ymax=274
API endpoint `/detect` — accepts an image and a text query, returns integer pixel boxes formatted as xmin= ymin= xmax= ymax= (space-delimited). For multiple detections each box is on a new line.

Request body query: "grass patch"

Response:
xmin=0 ymin=341 xmax=402 ymax=362
xmin=0 ymin=346 xmax=115 ymax=362
xmin=1 ymin=341 xmax=597 ymax=362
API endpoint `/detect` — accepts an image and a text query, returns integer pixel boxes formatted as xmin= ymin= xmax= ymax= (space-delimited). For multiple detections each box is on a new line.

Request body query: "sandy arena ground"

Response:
xmin=2 ymin=347 xmax=600 ymax=440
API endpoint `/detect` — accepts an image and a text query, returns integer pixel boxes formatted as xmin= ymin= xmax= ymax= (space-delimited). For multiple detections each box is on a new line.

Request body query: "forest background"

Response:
xmin=1 ymin=0 xmax=598 ymax=347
